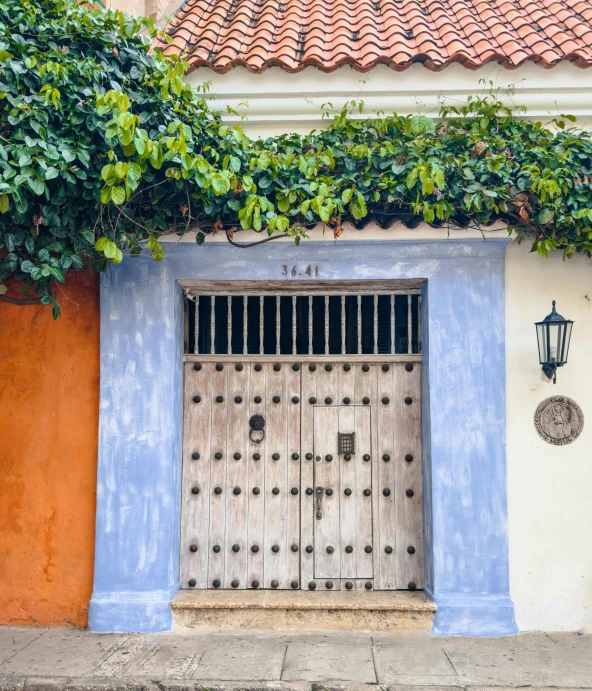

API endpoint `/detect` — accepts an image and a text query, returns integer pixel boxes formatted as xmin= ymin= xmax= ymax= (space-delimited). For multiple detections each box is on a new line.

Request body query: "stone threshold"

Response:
xmin=172 ymin=589 xmax=435 ymax=631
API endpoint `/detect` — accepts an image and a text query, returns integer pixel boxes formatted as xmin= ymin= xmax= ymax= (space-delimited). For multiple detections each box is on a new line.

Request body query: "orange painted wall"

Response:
xmin=0 ymin=271 xmax=99 ymax=626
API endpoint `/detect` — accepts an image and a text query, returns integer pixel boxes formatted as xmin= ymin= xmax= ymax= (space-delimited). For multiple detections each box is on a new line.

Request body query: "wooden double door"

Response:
xmin=181 ymin=360 xmax=423 ymax=592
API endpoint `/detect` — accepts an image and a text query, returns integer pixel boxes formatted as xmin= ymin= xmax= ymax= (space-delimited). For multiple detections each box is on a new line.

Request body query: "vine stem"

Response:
xmin=0 ymin=295 xmax=42 ymax=305
xmin=225 ymin=230 xmax=289 ymax=248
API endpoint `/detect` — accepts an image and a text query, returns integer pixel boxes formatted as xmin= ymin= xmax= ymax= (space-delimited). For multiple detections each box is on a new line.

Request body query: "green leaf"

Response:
xmin=111 ymin=186 xmax=126 ymax=205
xmin=95 ymin=237 xmax=110 ymax=251
xmin=20 ymin=260 xmax=35 ymax=274
xmin=0 ymin=194 xmax=8 ymax=214
xmin=538 ymin=208 xmax=554 ymax=225
xmin=196 ymin=232 xmax=206 ymax=246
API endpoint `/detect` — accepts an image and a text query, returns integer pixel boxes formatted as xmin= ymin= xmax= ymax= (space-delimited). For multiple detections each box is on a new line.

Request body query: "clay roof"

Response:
xmin=160 ymin=0 xmax=592 ymax=73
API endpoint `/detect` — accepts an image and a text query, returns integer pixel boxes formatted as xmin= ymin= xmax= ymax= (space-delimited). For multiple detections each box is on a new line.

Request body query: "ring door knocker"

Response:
xmin=249 ymin=414 xmax=266 ymax=443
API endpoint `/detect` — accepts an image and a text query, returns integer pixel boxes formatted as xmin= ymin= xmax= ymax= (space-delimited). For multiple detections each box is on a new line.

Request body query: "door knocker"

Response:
xmin=249 ymin=414 xmax=266 ymax=443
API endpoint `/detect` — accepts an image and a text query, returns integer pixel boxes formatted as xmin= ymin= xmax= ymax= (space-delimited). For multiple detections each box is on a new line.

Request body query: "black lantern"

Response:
xmin=535 ymin=300 xmax=573 ymax=384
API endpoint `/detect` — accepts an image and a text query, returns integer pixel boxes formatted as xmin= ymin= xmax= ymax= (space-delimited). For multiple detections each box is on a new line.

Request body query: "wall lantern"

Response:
xmin=535 ymin=300 xmax=573 ymax=384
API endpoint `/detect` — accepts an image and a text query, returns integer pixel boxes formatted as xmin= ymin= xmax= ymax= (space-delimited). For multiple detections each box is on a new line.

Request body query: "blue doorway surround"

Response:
xmin=89 ymin=237 xmax=517 ymax=636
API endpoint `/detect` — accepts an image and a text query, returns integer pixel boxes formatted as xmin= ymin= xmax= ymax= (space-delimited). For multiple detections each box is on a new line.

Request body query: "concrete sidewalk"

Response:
xmin=0 ymin=626 xmax=590 ymax=691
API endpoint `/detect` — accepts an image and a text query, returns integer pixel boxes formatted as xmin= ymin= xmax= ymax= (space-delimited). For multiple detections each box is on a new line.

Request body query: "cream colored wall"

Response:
xmin=506 ymin=240 xmax=592 ymax=632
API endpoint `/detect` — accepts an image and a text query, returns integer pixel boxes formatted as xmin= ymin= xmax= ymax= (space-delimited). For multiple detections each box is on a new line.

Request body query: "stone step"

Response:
xmin=172 ymin=589 xmax=436 ymax=631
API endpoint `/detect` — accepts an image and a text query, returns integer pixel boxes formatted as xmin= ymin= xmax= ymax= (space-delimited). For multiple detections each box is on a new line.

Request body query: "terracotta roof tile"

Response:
xmin=160 ymin=0 xmax=592 ymax=73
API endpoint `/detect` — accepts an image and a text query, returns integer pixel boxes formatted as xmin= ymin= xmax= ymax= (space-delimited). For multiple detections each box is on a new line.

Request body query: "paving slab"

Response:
xmin=0 ymin=629 xmax=44 ymax=667
xmin=281 ymin=642 xmax=376 ymax=683
xmin=0 ymin=629 xmax=121 ymax=679
xmin=192 ymin=636 xmax=286 ymax=681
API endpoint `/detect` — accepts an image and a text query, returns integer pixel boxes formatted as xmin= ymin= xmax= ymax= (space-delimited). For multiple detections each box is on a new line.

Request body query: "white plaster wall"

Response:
xmin=506 ymin=240 xmax=592 ymax=632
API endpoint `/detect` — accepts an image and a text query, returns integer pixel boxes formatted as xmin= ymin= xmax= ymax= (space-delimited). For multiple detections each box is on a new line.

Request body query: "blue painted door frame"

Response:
xmin=89 ymin=238 xmax=517 ymax=636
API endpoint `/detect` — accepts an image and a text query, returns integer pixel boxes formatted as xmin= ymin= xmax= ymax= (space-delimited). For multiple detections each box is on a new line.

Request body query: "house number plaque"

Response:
xmin=534 ymin=396 xmax=584 ymax=446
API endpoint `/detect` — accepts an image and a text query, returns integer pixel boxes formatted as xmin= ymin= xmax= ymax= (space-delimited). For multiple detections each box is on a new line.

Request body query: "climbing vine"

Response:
xmin=2 ymin=0 xmax=592 ymax=316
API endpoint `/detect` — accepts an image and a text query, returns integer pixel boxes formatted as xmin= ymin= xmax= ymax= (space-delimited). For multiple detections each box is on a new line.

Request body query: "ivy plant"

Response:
xmin=2 ymin=0 xmax=592 ymax=317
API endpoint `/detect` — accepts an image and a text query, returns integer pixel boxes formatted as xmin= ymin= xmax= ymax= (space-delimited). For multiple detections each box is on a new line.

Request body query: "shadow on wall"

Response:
xmin=0 ymin=271 xmax=100 ymax=626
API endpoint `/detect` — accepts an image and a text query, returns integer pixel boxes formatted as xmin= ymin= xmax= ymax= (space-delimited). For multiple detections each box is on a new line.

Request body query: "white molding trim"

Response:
xmin=187 ymin=62 xmax=592 ymax=138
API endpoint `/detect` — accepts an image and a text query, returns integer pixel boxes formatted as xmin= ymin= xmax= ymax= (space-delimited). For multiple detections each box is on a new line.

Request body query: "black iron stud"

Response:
xmin=325 ymin=489 xmax=333 ymax=497
xmin=292 ymin=452 xmax=300 ymax=461
xmin=273 ymin=364 xmax=281 ymax=372
xmin=309 ymin=581 xmax=316 ymax=590
xmin=215 ymin=452 xmax=222 ymax=460
xmin=326 ymin=546 xmax=334 ymax=554
xmin=271 ymin=580 xmax=279 ymax=588
xmin=213 ymin=579 xmax=221 ymax=588
xmin=406 ymin=488 xmax=414 ymax=497
xmin=365 ymin=545 xmax=373 ymax=553
xmin=343 ymin=397 xmax=351 ymax=405
xmin=272 ymin=487 xmax=280 ymax=495
xmin=272 ymin=452 xmax=280 ymax=461
xmin=291 ymin=580 xmax=299 ymax=589
xmin=216 ymin=395 xmax=224 ymax=403
xmin=233 ymin=487 xmax=241 ymax=495
xmin=251 ymin=545 xmax=259 ymax=553
xmin=325 ymin=364 xmax=333 ymax=372
xmin=382 ymin=364 xmax=390 ymax=372
xmin=231 ymin=579 xmax=239 ymax=588
xmin=326 ymin=581 xmax=334 ymax=589
xmin=362 ymin=364 xmax=370 ymax=372
xmin=291 ymin=487 xmax=299 ymax=495
xmin=405 ymin=396 xmax=413 ymax=405
xmin=405 ymin=363 xmax=414 ymax=372
xmin=325 ymin=397 xmax=333 ymax=404
xmin=214 ymin=487 xmax=222 ymax=495
xmin=192 ymin=452 xmax=200 ymax=460
xmin=292 ymin=396 xmax=300 ymax=404
xmin=253 ymin=453 xmax=261 ymax=461
xmin=255 ymin=364 xmax=262 ymax=371
xmin=343 ymin=364 xmax=351 ymax=371
xmin=309 ymin=364 xmax=317 ymax=372
xmin=305 ymin=453 xmax=313 ymax=460
xmin=344 ymin=488 xmax=352 ymax=496
xmin=382 ymin=454 xmax=390 ymax=462
xmin=273 ymin=395 xmax=280 ymax=403
xmin=385 ymin=545 xmax=393 ymax=554
xmin=383 ymin=488 xmax=391 ymax=497
xmin=408 ymin=546 xmax=416 ymax=554
xmin=193 ymin=395 xmax=201 ymax=404
xmin=306 ymin=545 xmax=313 ymax=553
xmin=344 ymin=453 xmax=351 ymax=461
xmin=363 ymin=488 xmax=371 ymax=496
xmin=292 ymin=364 xmax=300 ymax=371
xmin=190 ymin=544 xmax=198 ymax=552
xmin=325 ymin=454 xmax=333 ymax=462
xmin=272 ymin=544 xmax=280 ymax=553
xmin=213 ymin=545 xmax=221 ymax=553
xmin=306 ymin=487 xmax=313 ymax=495
xmin=235 ymin=396 xmax=242 ymax=404
xmin=309 ymin=396 xmax=317 ymax=404
xmin=191 ymin=486 xmax=200 ymax=495
xmin=382 ymin=397 xmax=390 ymax=405
xmin=363 ymin=454 xmax=371 ymax=462
xmin=252 ymin=487 xmax=260 ymax=495
xmin=365 ymin=582 xmax=373 ymax=590
xmin=252 ymin=579 xmax=260 ymax=588
xmin=291 ymin=544 xmax=299 ymax=552
xmin=232 ymin=544 xmax=240 ymax=552
xmin=254 ymin=396 xmax=262 ymax=403
xmin=408 ymin=582 xmax=417 ymax=590
xmin=216 ymin=364 xmax=223 ymax=371
xmin=193 ymin=363 xmax=201 ymax=371
xmin=362 ymin=397 xmax=370 ymax=405
xmin=405 ymin=454 xmax=414 ymax=462
xmin=345 ymin=545 xmax=353 ymax=553
xmin=188 ymin=579 xmax=196 ymax=587
xmin=235 ymin=364 xmax=243 ymax=371
xmin=234 ymin=452 xmax=241 ymax=460
xmin=345 ymin=581 xmax=353 ymax=590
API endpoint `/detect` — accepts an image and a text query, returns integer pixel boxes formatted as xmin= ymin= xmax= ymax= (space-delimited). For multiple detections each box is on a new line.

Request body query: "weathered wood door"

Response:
xmin=312 ymin=406 xmax=373 ymax=582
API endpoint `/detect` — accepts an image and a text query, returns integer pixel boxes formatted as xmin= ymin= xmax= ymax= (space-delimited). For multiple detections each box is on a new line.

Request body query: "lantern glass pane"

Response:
xmin=536 ymin=323 xmax=548 ymax=364
xmin=548 ymin=323 xmax=561 ymax=363
xmin=561 ymin=321 xmax=573 ymax=363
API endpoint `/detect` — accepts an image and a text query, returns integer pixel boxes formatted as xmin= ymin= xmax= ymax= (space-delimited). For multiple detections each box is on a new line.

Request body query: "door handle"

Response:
xmin=315 ymin=486 xmax=324 ymax=520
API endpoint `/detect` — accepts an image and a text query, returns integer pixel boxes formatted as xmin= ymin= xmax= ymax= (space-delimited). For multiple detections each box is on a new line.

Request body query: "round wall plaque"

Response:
xmin=534 ymin=396 xmax=584 ymax=446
